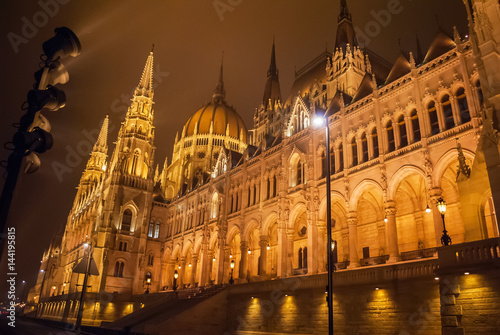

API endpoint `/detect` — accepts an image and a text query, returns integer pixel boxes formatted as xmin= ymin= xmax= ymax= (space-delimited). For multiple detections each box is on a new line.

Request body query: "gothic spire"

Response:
xmin=338 ymin=0 xmax=352 ymax=22
xmin=93 ymin=115 xmax=109 ymax=153
xmin=262 ymin=39 xmax=281 ymax=105
xmin=212 ymin=55 xmax=226 ymax=103
xmin=135 ymin=50 xmax=154 ymax=98
xmin=335 ymin=0 xmax=357 ymax=51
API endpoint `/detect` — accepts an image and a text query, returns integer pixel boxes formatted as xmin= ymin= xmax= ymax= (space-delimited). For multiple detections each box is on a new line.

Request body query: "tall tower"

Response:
xmin=110 ymin=50 xmax=156 ymax=179
xmin=326 ymin=0 xmax=370 ymax=99
xmin=252 ymin=40 xmax=283 ymax=146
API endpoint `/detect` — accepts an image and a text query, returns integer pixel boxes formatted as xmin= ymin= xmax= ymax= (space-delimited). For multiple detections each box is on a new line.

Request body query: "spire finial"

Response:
xmin=94 ymin=115 xmax=109 ymax=151
xmin=339 ymin=0 xmax=351 ymax=22
xmin=151 ymin=44 xmax=155 ymax=53
xmin=213 ymin=53 xmax=226 ymax=103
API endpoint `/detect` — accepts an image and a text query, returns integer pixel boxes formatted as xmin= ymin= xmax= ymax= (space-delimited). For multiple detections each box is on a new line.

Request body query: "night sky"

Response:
xmin=0 ymin=0 xmax=467 ymax=298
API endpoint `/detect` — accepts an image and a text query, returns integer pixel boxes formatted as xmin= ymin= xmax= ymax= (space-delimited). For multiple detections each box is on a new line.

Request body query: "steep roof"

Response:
xmin=385 ymin=52 xmax=411 ymax=84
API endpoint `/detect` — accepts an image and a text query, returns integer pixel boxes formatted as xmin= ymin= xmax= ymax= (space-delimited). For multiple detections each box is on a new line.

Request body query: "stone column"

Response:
xmin=277 ymin=227 xmax=287 ymax=278
xmin=198 ymin=243 xmax=209 ymax=286
xmin=259 ymin=236 xmax=269 ymax=276
xmin=206 ymin=250 xmax=214 ymax=285
xmin=190 ymin=256 xmax=198 ymax=287
xmin=239 ymin=242 xmax=248 ymax=279
xmin=384 ymin=201 xmax=401 ymax=263
xmin=307 ymin=211 xmax=319 ymax=275
xmin=166 ymin=261 xmax=175 ymax=288
xmin=286 ymin=230 xmax=294 ymax=276
xmin=341 ymin=228 xmax=349 ymax=264
xmin=179 ymin=257 xmax=186 ymax=288
xmin=413 ymin=212 xmax=426 ymax=248
xmin=317 ymin=224 xmax=327 ymax=272
xmin=347 ymin=211 xmax=360 ymax=268
xmin=429 ymin=187 xmax=444 ymax=247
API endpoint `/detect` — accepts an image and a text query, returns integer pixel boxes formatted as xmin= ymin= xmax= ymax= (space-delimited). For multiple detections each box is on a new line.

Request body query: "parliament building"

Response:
xmin=26 ymin=1 xmax=500 ymax=334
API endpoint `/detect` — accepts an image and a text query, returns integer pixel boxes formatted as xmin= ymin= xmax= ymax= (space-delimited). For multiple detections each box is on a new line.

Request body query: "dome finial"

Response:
xmin=213 ymin=53 xmax=226 ymax=103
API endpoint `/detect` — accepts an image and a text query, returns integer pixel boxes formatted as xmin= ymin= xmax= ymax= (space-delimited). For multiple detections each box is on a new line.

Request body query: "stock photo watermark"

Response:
xmin=7 ymin=0 xmax=72 ymax=54
xmin=6 ymin=227 xmax=17 ymax=327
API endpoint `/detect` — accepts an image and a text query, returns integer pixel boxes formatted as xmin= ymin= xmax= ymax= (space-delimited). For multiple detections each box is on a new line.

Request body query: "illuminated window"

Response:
xmin=121 ymin=209 xmax=132 ymax=232
xmin=154 ymin=221 xmax=160 ymax=238
xmin=398 ymin=115 xmax=408 ymax=147
xmin=428 ymin=101 xmax=439 ymax=135
xmin=148 ymin=220 xmax=154 ymax=238
xmin=456 ymin=88 xmax=470 ymax=123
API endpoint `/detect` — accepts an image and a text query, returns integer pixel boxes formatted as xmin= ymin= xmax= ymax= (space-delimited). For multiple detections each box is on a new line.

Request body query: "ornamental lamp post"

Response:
xmin=436 ymin=197 xmax=452 ymax=246
xmin=313 ymin=113 xmax=334 ymax=335
xmin=145 ymin=277 xmax=151 ymax=294
xmin=229 ymin=260 xmax=235 ymax=285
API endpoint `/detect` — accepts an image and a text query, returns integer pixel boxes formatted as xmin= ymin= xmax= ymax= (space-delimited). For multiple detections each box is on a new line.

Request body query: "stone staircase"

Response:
xmin=104 ymin=285 xmax=225 ymax=334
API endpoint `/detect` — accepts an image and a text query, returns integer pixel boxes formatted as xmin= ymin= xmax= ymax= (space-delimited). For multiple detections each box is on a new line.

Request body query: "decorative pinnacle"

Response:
xmin=339 ymin=0 xmax=352 ymax=22
xmin=136 ymin=50 xmax=154 ymax=97
xmin=94 ymin=115 xmax=109 ymax=151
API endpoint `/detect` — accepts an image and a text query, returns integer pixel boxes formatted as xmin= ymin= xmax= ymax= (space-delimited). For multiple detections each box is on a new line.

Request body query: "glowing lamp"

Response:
xmin=146 ymin=278 xmax=151 ymax=284
xmin=230 ymin=260 xmax=235 ymax=269
xmin=331 ymin=240 xmax=336 ymax=251
xmin=313 ymin=115 xmax=326 ymax=127
xmin=83 ymin=243 xmax=89 ymax=248
xmin=425 ymin=205 xmax=431 ymax=214
xmin=266 ymin=244 xmax=270 ymax=251
xmin=174 ymin=271 xmax=179 ymax=279
xmin=229 ymin=254 xmax=232 ymax=259
xmin=384 ymin=217 xmax=388 ymax=223
xmin=188 ymin=263 xmax=192 ymax=267
xmin=247 ymin=250 xmax=251 ymax=255
xmin=437 ymin=198 xmax=446 ymax=215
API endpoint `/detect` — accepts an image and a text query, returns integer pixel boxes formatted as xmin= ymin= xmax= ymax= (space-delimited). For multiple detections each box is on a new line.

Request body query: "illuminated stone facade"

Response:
xmin=27 ymin=0 xmax=500 ymax=331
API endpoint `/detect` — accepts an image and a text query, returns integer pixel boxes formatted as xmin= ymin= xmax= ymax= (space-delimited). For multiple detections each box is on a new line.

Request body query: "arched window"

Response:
xmin=235 ymin=192 xmax=239 ymax=210
xmin=297 ymin=161 xmax=303 ymax=185
xmin=273 ymin=175 xmax=277 ymax=197
xmin=253 ymin=184 xmax=257 ymax=204
xmin=410 ymin=110 xmax=420 ymax=142
xmin=320 ymin=151 xmax=326 ymax=178
xmin=145 ymin=271 xmax=152 ymax=281
xmin=248 ymin=188 xmax=251 ymax=207
xmin=114 ymin=261 xmax=124 ymax=277
xmin=330 ymin=147 xmax=336 ymax=175
xmin=338 ymin=144 xmax=344 ymax=172
xmin=371 ymin=128 xmax=379 ymax=158
xmin=298 ymin=248 xmax=303 ymax=269
xmin=267 ymin=178 xmax=271 ymax=199
xmin=147 ymin=254 xmax=154 ymax=266
xmin=361 ymin=133 xmax=368 ymax=162
xmin=386 ymin=121 xmax=395 ymax=152
xmin=303 ymin=247 xmax=308 ymax=269
xmin=441 ymin=95 xmax=454 ymax=130
xmin=428 ymin=101 xmax=439 ymax=135
xmin=211 ymin=193 xmax=219 ymax=219
xmin=148 ymin=220 xmax=154 ymax=238
xmin=456 ymin=87 xmax=471 ymax=123
xmin=351 ymin=137 xmax=358 ymax=167
xmin=154 ymin=221 xmax=160 ymax=238
xmin=398 ymin=115 xmax=408 ymax=148
xmin=121 ymin=209 xmax=132 ymax=232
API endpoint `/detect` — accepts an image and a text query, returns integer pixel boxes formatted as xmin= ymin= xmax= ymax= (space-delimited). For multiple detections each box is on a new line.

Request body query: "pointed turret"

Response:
xmin=93 ymin=115 xmax=109 ymax=154
xmin=86 ymin=116 xmax=109 ymax=172
xmin=335 ymin=0 xmax=357 ymax=51
xmin=135 ymin=49 xmax=154 ymax=99
xmin=262 ymin=39 xmax=282 ymax=105
xmin=212 ymin=56 xmax=226 ymax=103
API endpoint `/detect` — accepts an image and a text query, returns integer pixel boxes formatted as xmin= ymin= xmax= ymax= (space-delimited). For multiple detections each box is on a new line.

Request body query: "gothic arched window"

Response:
xmin=148 ymin=220 xmax=154 ymax=238
xmin=371 ymin=128 xmax=379 ymax=159
xmin=386 ymin=121 xmax=395 ymax=152
xmin=398 ymin=115 xmax=408 ymax=148
xmin=428 ymin=101 xmax=439 ymax=135
xmin=456 ymin=87 xmax=471 ymax=123
xmin=114 ymin=261 xmax=124 ymax=277
xmin=441 ymin=95 xmax=454 ymax=130
xmin=351 ymin=137 xmax=358 ymax=167
xmin=298 ymin=248 xmax=303 ymax=269
xmin=338 ymin=144 xmax=344 ymax=172
xmin=410 ymin=110 xmax=421 ymax=142
xmin=154 ymin=221 xmax=160 ymax=238
xmin=121 ymin=209 xmax=132 ymax=232
xmin=361 ymin=132 xmax=368 ymax=162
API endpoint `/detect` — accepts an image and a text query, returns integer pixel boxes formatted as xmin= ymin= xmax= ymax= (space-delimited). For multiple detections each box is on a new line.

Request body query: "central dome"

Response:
xmin=183 ymin=101 xmax=247 ymax=143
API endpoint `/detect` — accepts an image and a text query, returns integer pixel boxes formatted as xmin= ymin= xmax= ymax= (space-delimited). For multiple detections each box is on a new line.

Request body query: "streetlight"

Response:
xmin=145 ymin=277 xmax=151 ymax=294
xmin=313 ymin=113 xmax=334 ymax=335
xmin=173 ymin=270 xmax=179 ymax=292
xmin=229 ymin=260 xmax=235 ymax=285
xmin=437 ymin=197 xmax=452 ymax=246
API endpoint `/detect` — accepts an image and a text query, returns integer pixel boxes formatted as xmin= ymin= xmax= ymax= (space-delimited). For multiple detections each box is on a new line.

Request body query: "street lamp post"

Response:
xmin=173 ymin=270 xmax=179 ymax=292
xmin=437 ymin=197 xmax=452 ymax=246
xmin=314 ymin=114 xmax=334 ymax=335
xmin=229 ymin=260 xmax=235 ymax=285
xmin=145 ymin=277 xmax=151 ymax=294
